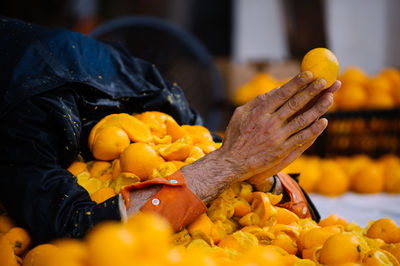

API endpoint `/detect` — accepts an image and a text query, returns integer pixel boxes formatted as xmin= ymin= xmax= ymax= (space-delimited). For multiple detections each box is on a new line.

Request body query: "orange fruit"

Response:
xmin=4 ymin=227 xmax=31 ymax=255
xmin=238 ymin=212 xmax=261 ymax=226
xmin=89 ymin=161 xmax=111 ymax=178
xmin=97 ymin=173 xmax=112 ymax=183
xmin=339 ymin=66 xmax=369 ymax=86
xmin=275 ymin=207 xmax=300 ymax=225
xmin=90 ymin=126 xmax=130 ymax=161
xmin=78 ymin=177 xmax=102 ymax=194
xmin=120 ymin=143 xmax=164 ymax=180
xmin=319 ymin=232 xmax=362 ymax=265
xmin=0 ymin=215 xmax=16 ymax=233
xmin=195 ymin=142 xmax=217 ymax=154
xmin=89 ymin=113 xmax=152 ymax=146
xmin=336 ymin=82 xmax=368 ymax=110
xmin=187 ymin=214 xmax=221 ymax=244
xmin=315 ymin=160 xmax=349 ymax=196
xmin=384 ymin=159 xmax=400 ymax=193
xmin=367 ymin=91 xmax=395 ymax=109
xmin=136 ymin=111 xmax=172 ymax=137
xmin=271 ymin=232 xmax=298 ymax=255
xmin=239 ymin=245 xmax=286 ymax=265
xmin=300 ymin=47 xmax=340 ymax=87
xmin=233 ymin=199 xmax=252 ymax=217
xmin=297 ymin=157 xmax=321 ymax=193
xmin=319 ymin=214 xmax=347 ymax=227
xmin=0 ymin=235 xmax=20 ymax=266
xmin=158 ymin=142 xmax=192 ymax=161
xmin=67 ymin=161 xmax=88 ymax=177
xmin=165 ymin=119 xmax=187 ymax=142
xmin=170 ymin=160 xmax=186 ymax=170
xmin=367 ymin=75 xmax=393 ymax=94
xmin=351 ymin=163 xmax=385 ymax=193
xmin=22 ymin=244 xmax=59 ymax=266
xmin=366 ymin=218 xmax=400 ymax=244
xmin=301 ymin=227 xmax=338 ymax=251
xmin=251 ymin=192 xmax=277 ymax=226
xmin=363 ymin=249 xmax=400 ymax=266
xmin=111 ymin=159 xmax=121 ymax=180
xmin=90 ymin=187 xmax=116 ymax=204
xmin=52 ymin=238 xmax=87 ymax=266
xmin=382 ymin=243 xmax=400 ymax=263
xmin=86 ymin=222 xmax=136 ymax=266
xmin=111 ymin=172 xmax=140 ymax=194
xmin=218 ymin=231 xmax=258 ymax=253
xmin=181 ymin=125 xmax=213 ymax=144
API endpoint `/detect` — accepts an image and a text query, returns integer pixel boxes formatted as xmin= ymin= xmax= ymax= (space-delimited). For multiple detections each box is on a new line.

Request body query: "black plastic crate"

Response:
xmin=306 ymin=108 xmax=400 ymax=158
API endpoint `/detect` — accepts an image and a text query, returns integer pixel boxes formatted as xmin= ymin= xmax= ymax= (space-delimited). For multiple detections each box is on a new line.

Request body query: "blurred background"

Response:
xmin=2 ymin=0 xmax=400 ymax=224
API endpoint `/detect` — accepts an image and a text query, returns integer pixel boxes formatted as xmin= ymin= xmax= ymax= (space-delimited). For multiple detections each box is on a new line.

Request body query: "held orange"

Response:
xmin=301 ymin=47 xmax=340 ymax=87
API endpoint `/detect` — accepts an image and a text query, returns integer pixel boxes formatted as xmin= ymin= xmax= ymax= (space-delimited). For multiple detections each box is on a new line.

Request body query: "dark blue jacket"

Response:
xmin=0 ymin=17 xmax=201 ymax=243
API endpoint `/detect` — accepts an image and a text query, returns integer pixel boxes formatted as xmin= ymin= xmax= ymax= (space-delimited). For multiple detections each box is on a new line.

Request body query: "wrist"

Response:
xmin=181 ymin=148 xmax=240 ymax=204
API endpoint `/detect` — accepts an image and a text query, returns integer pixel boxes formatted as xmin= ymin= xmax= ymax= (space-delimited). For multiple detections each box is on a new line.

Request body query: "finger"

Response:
xmin=326 ymin=80 xmax=341 ymax=93
xmin=281 ymin=93 xmax=333 ymax=138
xmin=275 ymin=78 xmax=327 ymax=122
xmin=257 ymin=71 xmax=314 ymax=112
xmin=282 ymin=118 xmax=328 ymax=150
xmin=290 ymin=80 xmax=341 ymax=120
xmin=266 ymin=137 xmax=315 ymax=176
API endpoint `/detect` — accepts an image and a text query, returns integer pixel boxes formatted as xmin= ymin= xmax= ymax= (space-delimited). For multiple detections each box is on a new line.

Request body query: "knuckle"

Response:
xmin=295 ymin=132 xmax=306 ymax=144
xmin=287 ymin=97 xmax=299 ymax=111
xmin=277 ymin=90 xmax=290 ymax=102
xmin=255 ymin=93 xmax=267 ymax=102
xmin=295 ymin=114 xmax=308 ymax=129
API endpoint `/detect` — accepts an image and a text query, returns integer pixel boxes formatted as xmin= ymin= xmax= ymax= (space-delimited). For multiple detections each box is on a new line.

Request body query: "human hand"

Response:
xmin=181 ymin=71 xmax=340 ymax=203
xmin=219 ymin=71 xmax=340 ymax=184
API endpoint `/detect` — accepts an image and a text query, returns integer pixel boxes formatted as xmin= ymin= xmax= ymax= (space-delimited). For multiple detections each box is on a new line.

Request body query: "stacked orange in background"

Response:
xmin=334 ymin=66 xmax=400 ymax=110
xmin=283 ymin=154 xmax=400 ymax=196
xmin=233 ymin=66 xmax=400 ymax=110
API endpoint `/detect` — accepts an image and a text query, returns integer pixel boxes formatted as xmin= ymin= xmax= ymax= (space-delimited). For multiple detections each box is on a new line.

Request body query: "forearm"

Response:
xmin=126 ymin=149 xmax=240 ymax=218
xmin=181 ymin=149 xmax=239 ymax=204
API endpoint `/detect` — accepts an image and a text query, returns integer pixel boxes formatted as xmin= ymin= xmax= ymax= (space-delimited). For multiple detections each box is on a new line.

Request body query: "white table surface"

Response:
xmin=309 ymin=192 xmax=400 ymax=227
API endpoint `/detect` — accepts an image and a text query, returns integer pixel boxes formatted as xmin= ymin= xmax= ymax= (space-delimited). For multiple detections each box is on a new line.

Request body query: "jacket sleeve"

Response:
xmin=0 ymin=89 xmax=122 ymax=244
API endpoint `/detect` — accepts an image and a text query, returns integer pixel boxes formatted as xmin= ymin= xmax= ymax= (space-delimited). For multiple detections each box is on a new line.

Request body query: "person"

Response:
xmin=0 ymin=17 xmax=340 ymax=244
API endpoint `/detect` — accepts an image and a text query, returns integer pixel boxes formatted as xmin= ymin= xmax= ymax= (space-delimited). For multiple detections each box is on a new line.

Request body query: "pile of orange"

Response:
xmin=333 ymin=66 xmax=400 ymax=110
xmin=67 ymin=111 xmax=221 ymax=203
xmin=4 ymin=191 xmax=400 ymax=265
xmin=283 ymin=154 xmax=400 ymax=196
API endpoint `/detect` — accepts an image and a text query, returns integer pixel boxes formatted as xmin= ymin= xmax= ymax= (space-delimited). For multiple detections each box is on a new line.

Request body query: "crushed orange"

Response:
xmin=67 ymin=161 xmax=88 ymax=177
xmin=90 ymin=187 xmax=117 ymax=204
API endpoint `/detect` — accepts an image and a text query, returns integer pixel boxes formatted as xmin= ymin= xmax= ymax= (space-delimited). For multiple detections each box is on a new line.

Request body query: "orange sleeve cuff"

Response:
xmin=121 ymin=170 xmax=207 ymax=232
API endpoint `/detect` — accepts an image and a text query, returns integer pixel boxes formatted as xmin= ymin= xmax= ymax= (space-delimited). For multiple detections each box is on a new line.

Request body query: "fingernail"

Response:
xmin=298 ymin=71 xmax=313 ymax=82
xmin=315 ymin=78 xmax=327 ymax=89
